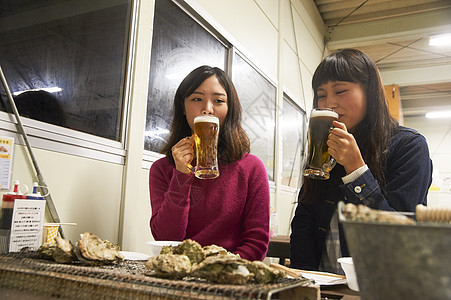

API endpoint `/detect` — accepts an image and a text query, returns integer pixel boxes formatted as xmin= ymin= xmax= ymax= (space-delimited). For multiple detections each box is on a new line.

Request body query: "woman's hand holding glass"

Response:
xmin=327 ymin=121 xmax=365 ymax=175
xmin=172 ymin=135 xmax=195 ymax=174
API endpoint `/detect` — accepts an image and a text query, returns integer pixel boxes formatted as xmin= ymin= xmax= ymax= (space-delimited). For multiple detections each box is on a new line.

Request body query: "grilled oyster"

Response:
xmin=343 ymin=203 xmax=415 ymax=224
xmin=161 ymin=242 xmax=230 ymax=258
xmin=245 ymin=261 xmax=285 ymax=284
xmin=190 ymin=255 xmax=253 ymax=284
xmin=160 ymin=245 xmax=176 ymax=254
xmin=53 ymin=236 xmax=75 ymax=263
xmin=173 ymin=239 xmax=205 ymax=264
xmin=37 ymin=237 xmax=75 ymax=263
xmin=146 ymin=254 xmax=191 ymax=279
xmin=75 ymin=232 xmax=123 ymax=265
xmin=202 ymin=244 xmax=229 ymax=257
xmin=37 ymin=243 xmax=58 ymax=260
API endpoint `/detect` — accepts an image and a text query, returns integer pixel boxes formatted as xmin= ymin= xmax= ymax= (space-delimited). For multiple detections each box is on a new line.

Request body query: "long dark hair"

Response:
xmin=161 ymin=65 xmax=250 ymax=163
xmin=299 ymin=49 xmax=399 ymax=203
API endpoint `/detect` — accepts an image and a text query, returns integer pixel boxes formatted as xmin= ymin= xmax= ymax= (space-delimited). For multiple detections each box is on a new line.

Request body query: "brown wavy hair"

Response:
xmin=161 ymin=65 xmax=250 ymax=163
xmin=299 ymin=49 xmax=399 ymax=203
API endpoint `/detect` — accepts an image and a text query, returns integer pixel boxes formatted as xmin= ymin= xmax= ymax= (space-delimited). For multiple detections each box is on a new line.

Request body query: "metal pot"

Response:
xmin=338 ymin=202 xmax=451 ymax=300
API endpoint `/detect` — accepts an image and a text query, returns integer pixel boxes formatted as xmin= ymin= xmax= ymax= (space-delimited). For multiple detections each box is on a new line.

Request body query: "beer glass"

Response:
xmin=303 ymin=108 xmax=338 ymax=180
xmin=191 ymin=115 xmax=220 ymax=179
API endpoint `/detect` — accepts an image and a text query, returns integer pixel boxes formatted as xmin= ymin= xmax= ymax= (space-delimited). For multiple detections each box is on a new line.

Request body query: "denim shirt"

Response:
xmin=290 ymin=127 xmax=433 ymax=271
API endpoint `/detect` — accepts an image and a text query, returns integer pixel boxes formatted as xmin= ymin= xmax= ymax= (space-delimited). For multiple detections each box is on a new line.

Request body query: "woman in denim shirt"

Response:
xmin=290 ymin=49 xmax=432 ymax=274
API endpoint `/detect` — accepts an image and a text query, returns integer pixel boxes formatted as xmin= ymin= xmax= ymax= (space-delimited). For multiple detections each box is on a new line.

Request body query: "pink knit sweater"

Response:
xmin=149 ymin=153 xmax=270 ymax=261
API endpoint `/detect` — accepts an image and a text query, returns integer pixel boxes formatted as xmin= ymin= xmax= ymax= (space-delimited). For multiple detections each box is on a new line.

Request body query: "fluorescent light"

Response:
xmin=425 ymin=111 xmax=451 ymax=119
xmin=13 ymin=87 xmax=62 ymax=96
xmin=429 ymin=33 xmax=451 ymax=47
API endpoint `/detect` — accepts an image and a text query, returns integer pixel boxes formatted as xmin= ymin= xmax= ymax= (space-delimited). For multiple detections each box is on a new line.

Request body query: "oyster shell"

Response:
xmin=52 ymin=236 xmax=75 ymax=263
xmin=202 ymin=244 xmax=229 ymax=257
xmin=146 ymin=239 xmax=286 ymax=284
xmin=160 ymin=245 xmax=176 ymax=255
xmin=172 ymin=239 xmax=205 ymax=264
xmin=37 ymin=237 xmax=75 ymax=263
xmin=245 ymin=260 xmax=285 ymax=284
xmin=37 ymin=243 xmax=58 ymax=260
xmin=343 ymin=203 xmax=415 ymax=225
xmin=190 ymin=255 xmax=253 ymax=284
xmin=75 ymin=232 xmax=123 ymax=265
xmin=146 ymin=254 xmax=191 ymax=279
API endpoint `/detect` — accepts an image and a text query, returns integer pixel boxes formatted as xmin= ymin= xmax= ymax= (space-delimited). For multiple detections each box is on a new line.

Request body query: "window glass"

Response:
xmin=281 ymin=97 xmax=306 ymax=188
xmin=232 ymin=53 xmax=276 ymax=180
xmin=0 ymin=0 xmax=132 ymax=141
xmin=145 ymin=0 xmax=227 ymax=152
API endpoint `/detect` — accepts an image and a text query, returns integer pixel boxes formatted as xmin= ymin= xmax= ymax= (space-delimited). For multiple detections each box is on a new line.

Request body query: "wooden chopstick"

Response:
xmin=270 ymin=263 xmax=302 ymax=278
xmin=299 ymin=269 xmax=346 ymax=279
xmin=270 ymin=263 xmax=346 ymax=279
xmin=44 ymin=222 xmax=77 ymax=226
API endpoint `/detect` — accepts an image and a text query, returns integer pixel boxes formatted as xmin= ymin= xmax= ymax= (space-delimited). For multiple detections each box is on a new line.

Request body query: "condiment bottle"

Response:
xmin=26 ymin=182 xmax=46 ymax=200
xmin=0 ymin=180 xmax=26 ymax=230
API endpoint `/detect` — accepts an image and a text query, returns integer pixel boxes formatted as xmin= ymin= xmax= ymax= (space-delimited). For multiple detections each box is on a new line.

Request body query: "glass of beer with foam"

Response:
xmin=191 ymin=115 xmax=220 ymax=179
xmin=303 ymin=108 xmax=338 ymax=180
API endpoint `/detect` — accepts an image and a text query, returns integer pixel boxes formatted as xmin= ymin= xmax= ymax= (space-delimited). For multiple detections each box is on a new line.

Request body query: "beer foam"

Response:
xmin=194 ymin=115 xmax=219 ymax=124
xmin=310 ymin=109 xmax=338 ymax=118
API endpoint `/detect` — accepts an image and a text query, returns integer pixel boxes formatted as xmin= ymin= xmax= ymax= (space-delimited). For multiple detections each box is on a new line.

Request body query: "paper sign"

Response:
xmin=9 ymin=199 xmax=46 ymax=252
xmin=0 ymin=136 xmax=14 ymax=190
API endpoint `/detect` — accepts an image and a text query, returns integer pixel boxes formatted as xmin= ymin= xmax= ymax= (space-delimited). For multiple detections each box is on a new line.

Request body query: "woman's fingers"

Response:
xmin=172 ymin=136 xmax=194 ymax=173
xmin=327 ymin=122 xmax=365 ymax=173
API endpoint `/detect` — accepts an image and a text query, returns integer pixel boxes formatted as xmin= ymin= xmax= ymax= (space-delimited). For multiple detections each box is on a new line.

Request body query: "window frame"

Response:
xmin=279 ymin=93 xmax=307 ymax=190
xmin=0 ymin=0 xmax=139 ymax=165
xmin=230 ymin=49 xmax=278 ymax=180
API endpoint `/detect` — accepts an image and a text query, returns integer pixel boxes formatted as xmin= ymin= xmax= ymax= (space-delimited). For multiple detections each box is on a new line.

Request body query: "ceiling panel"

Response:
xmin=315 ymin=0 xmax=451 ymax=26
xmin=313 ymin=0 xmax=451 ymax=121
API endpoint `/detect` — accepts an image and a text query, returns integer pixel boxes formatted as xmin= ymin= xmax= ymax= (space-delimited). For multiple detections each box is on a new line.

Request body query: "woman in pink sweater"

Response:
xmin=149 ymin=66 xmax=270 ymax=261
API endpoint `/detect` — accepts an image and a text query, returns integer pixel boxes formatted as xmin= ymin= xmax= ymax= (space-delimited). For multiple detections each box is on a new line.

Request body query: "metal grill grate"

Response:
xmin=0 ymin=251 xmax=317 ymax=299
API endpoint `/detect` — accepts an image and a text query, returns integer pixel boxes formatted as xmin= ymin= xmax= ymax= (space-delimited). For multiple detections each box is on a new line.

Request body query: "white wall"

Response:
xmin=8 ymin=144 xmax=124 ymax=243
xmin=4 ymin=0 xmax=326 ymax=254
xmin=380 ymin=65 xmax=451 ymax=208
xmin=404 ymin=115 xmax=451 ymax=207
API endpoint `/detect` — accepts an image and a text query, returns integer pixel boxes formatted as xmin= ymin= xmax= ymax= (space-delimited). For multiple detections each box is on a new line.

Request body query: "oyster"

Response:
xmin=172 ymin=239 xmax=205 ymax=264
xmin=160 ymin=241 xmax=230 ymax=259
xmin=37 ymin=243 xmax=58 ymax=260
xmin=37 ymin=237 xmax=75 ymax=263
xmin=160 ymin=245 xmax=176 ymax=255
xmin=190 ymin=255 xmax=253 ymax=284
xmin=146 ymin=239 xmax=286 ymax=284
xmin=343 ymin=203 xmax=415 ymax=225
xmin=146 ymin=254 xmax=191 ymax=279
xmin=52 ymin=236 xmax=75 ymax=263
xmin=245 ymin=261 xmax=285 ymax=284
xmin=75 ymin=232 xmax=123 ymax=265
xmin=202 ymin=244 xmax=229 ymax=257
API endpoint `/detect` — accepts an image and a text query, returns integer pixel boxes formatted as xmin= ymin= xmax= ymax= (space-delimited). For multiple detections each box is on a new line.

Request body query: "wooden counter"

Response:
xmin=267 ymin=235 xmax=361 ymax=299
xmin=267 ymin=235 xmax=290 ymax=265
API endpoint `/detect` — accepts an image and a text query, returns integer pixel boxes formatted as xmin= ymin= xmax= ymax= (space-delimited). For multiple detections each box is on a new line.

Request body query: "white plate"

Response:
xmin=120 ymin=251 xmax=151 ymax=261
xmin=299 ymin=271 xmax=347 ymax=286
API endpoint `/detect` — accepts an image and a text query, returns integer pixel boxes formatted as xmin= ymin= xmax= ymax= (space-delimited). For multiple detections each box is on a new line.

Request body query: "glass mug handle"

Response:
xmin=323 ymin=126 xmax=336 ymax=173
xmin=322 ymin=157 xmax=336 ymax=174
xmin=186 ymin=163 xmax=194 ymax=174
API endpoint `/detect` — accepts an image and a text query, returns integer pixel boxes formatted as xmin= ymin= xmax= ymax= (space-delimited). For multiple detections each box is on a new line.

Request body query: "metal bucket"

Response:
xmin=338 ymin=202 xmax=451 ymax=300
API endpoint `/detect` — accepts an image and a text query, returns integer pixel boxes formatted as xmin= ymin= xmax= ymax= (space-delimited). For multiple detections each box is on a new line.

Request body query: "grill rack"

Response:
xmin=0 ymin=251 xmax=318 ymax=299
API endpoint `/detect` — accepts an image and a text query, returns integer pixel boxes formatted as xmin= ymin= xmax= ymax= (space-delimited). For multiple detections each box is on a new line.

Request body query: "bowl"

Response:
xmin=337 ymin=257 xmax=359 ymax=291
xmin=146 ymin=240 xmax=182 ymax=257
